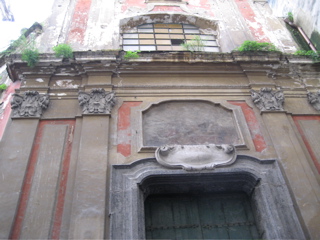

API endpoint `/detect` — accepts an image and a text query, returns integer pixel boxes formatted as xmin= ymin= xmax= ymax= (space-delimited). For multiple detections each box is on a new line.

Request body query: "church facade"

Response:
xmin=0 ymin=0 xmax=319 ymax=239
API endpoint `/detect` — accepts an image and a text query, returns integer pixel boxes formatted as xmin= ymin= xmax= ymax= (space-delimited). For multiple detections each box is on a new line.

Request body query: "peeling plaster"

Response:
xmin=53 ymin=80 xmax=79 ymax=89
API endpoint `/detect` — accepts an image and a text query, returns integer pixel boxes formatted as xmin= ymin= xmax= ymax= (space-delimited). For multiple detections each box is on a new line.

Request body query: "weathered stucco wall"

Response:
xmin=35 ymin=0 xmax=298 ymax=53
xmin=0 ymin=0 xmax=319 ymax=240
xmin=1 ymin=50 xmax=320 ymax=239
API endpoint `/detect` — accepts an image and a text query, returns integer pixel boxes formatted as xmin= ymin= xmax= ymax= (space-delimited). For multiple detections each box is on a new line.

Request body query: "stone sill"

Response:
xmin=284 ymin=55 xmax=315 ymax=63
xmin=232 ymin=51 xmax=282 ymax=62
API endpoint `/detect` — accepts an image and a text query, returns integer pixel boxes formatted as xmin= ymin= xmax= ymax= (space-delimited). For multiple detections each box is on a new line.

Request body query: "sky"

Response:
xmin=0 ymin=0 xmax=54 ymax=51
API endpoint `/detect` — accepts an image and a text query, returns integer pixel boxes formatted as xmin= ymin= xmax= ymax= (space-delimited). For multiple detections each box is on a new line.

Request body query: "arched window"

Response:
xmin=122 ymin=23 xmax=219 ymax=52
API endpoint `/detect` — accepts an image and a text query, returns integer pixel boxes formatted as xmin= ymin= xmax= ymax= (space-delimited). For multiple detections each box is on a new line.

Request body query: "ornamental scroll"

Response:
xmin=155 ymin=144 xmax=237 ymax=171
xmin=11 ymin=91 xmax=49 ymax=118
xmin=78 ymin=88 xmax=116 ymax=114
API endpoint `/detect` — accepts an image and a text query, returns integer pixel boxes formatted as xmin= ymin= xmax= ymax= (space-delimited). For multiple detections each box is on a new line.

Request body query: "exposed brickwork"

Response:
xmin=117 ymin=102 xmax=142 ymax=157
xmin=0 ymin=81 xmax=21 ymax=140
xmin=228 ymin=101 xmax=267 ymax=152
xmin=67 ymin=0 xmax=92 ymax=44
xmin=122 ymin=0 xmax=145 ymax=12
xmin=51 ymin=120 xmax=75 ymax=239
xmin=234 ymin=0 xmax=270 ymax=42
xmin=293 ymin=116 xmax=320 ymax=174
xmin=152 ymin=6 xmax=184 ymax=12
xmin=188 ymin=0 xmax=214 ymax=17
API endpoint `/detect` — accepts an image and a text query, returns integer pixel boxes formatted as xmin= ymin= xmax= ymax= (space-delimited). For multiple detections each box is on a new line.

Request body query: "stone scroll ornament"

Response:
xmin=250 ymin=87 xmax=284 ymax=111
xmin=307 ymin=90 xmax=320 ymax=111
xmin=11 ymin=91 xmax=49 ymax=118
xmin=78 ymin=88 xmax=116 ymax=114
xmin=155 ymin=144 xmax=237 ymax=171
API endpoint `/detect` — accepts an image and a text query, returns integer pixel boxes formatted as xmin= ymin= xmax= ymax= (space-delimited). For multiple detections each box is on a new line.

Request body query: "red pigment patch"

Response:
xmin=188 ymin=0 xmax=214 ymax=17
xmin=228 ymin=101 xmax=267 ymax=152
xmin=152 ymin=6 xmax=184 ymax=12
xmin=10 ymin=120 xmax=75 ymax=239
xmin=117 ymin=102 xmax=142 ymax=157
xmin=0 ymin=81 xmax=21 ymax=140
xmin=51 ymin=120 xmax=75 ymax=239
xmin=293 ymin=116 xmax=320 ymax=174
xmin=67 ymin=0 xmax=92 ymax=44
xmin=234 ymin=0 xmax=269 ymax=42
xmin=122 ymin=0 xmax=146 ymax=12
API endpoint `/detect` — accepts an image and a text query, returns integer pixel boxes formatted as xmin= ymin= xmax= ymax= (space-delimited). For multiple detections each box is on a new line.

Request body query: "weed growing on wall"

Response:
xmin=0 ymin=84 xmax=7 ymax=90
xmin=21 ymin=49 xmax=39 ymax=67
xmin=181 ymin=36 xmax=205 ymax=52
xmin=287 ymin=12 xmax=294 ymax=23
xmin=235 ymin=41 xmax=278 ymax=52
xmin=294 ymin=50 xmax=320 ymax=62
xmin=124 ymin=50 xmax=140 ymax=59
xmin=53 ymin=44 xmax=74 ymax=59
xmin=2 ymin=28 xmax=42 ymax=67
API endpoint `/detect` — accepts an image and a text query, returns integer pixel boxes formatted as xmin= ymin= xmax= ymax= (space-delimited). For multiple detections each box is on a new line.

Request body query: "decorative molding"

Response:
xmin=11 ymin=91 xmax=49 ymax=118
xmin=250 ymin=87 xmax=284 ymax=111
xmin=155 ymin=144 xmax=237 ymax=170
xmin=307 ymin=90 xmax=320 ymax=111
xmin=78 ymin=88 xmax=116 ymax=115
xmin=110 ymin=157 xmax=306 ymax=240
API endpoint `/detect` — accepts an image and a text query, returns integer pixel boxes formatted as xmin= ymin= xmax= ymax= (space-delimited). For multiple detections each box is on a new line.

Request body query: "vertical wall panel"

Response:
xmin=10 ymin=120 xmax=75 ymax=239
xmin=20 ymin=125 xmax=67 ymax=239
xmin=0 ymin=119 xmax=39 ymax=239
xmin=293 ymin=116 xmax=320 ymax=174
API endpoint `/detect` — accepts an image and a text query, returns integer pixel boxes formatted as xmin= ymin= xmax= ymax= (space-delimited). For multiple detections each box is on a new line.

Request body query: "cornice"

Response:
xmin=5 ymin=51 xmax=320 ymax=81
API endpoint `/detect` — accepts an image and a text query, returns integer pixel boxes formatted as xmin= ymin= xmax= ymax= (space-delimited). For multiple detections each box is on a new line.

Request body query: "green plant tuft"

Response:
xmin=235 ymin=40 xmax=279 ymax=52
xmin=124 ymin=50 xmax=140 ymax=59
xmin=0 ymin=84 xmax=7 ymax=90
xmin=21 ymin=49 xmax=39 ymax=67
xmin=181 ymin=36 xmax=205 ymax=52
xmin=53 ymin=43 xmax=74 ymax=59
xmin=287 ymin=12 xmax=294 ymax=22
xmin=294 ymin=50 xmax=320 ymax=62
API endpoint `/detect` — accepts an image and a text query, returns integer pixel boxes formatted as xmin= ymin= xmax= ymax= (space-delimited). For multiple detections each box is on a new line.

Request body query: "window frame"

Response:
xmin=122 ymin=23 xmax=219 ymax=52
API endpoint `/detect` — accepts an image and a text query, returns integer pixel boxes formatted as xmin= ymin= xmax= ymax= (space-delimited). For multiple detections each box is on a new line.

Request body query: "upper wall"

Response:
xmin=269 ymin=0 xmax=320 ymax=35
xmin=268 ymin=0 xmax=320 ymax=48
xmin=35 ymin=0 xmax=298 ymax=53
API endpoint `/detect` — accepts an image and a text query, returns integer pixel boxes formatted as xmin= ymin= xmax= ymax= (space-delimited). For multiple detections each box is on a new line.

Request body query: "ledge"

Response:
xmin=5 ymin=51 xmax=320 ymax=81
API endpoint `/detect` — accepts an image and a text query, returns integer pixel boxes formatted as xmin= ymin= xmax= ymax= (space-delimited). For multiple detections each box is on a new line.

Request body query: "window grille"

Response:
xmin=122 ymin=23 xmax=219 ymax=52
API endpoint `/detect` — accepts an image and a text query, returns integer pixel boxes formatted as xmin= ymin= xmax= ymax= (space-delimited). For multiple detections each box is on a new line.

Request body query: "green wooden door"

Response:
xmin=145 ymin=193 xmax=259 ymax=239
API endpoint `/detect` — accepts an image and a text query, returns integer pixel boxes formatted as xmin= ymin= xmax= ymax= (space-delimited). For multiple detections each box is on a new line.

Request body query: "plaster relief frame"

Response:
xmin=130 ymin=99 xmax=255 ymax=153
xmin=109 ymin=156 xmax=306 ymax=240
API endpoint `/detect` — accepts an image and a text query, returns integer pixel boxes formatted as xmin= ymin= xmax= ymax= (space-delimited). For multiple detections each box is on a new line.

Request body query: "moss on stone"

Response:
xmin=310 ymin=31 xmax=320 ymax=50
xmin=286 ymin=24 xmax=311 ymax=51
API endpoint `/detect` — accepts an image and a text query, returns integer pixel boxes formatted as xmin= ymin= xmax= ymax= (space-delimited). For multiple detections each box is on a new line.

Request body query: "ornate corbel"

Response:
xmin=307 ymin=90 xmax=320 ymax=111
xmin=250 ymin=87 xmax=284 ymax=112
xmin=11 ymin=91 xmax=50 ymax=118
xmin=78 ymin=88 xmax=116 ymax=115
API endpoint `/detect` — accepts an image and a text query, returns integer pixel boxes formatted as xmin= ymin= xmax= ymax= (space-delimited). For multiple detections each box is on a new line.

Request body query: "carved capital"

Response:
xmin=11 ymin=91 xmax=50 ymax=118
xmin=250 ymin=87 xmax=284 ymax=112
xmin=155 ymin=144 xmax=237 ymax=171
xmin=307 ymin=90 xmax=320 ymax=111
xmin=78 ymin=88 xmax=116 ymax=115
